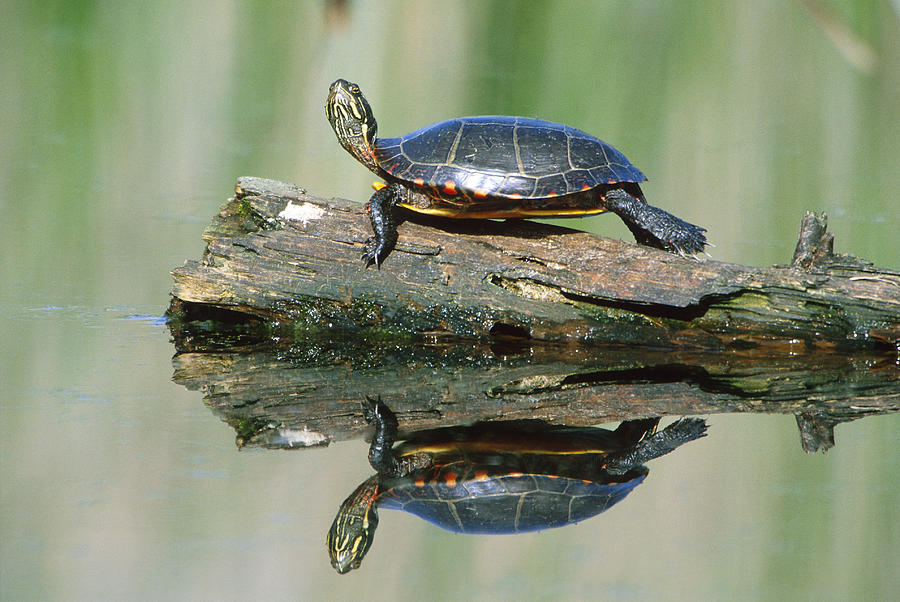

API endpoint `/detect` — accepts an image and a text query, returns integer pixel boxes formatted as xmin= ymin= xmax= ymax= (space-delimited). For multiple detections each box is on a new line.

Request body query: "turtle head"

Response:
xmin=326 ymin=79 xmax=379 ymax=172
xmin=326 ymin=477 xmax=380 ymax=574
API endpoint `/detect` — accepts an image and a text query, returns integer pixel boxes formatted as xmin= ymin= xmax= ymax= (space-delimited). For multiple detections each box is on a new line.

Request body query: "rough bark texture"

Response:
xmin=170 ymin=177 xmax=900 ymax=350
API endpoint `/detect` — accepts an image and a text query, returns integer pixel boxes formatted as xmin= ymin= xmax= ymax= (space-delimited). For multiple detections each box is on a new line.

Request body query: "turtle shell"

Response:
xmin=373 ymin=116 xmax=646 ymax=217
xmin=372 ymin=422 xmax=652 ymax=534
xmin=377 ymin=458 xmax=646 ymax=534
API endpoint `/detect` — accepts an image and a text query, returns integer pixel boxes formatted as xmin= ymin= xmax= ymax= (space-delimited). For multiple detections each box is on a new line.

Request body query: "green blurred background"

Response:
xmin=1 ymin=1 xmax=898 ymax=600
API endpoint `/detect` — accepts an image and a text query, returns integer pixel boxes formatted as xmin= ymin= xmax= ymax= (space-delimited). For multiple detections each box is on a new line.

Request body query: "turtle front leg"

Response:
xmin=363 ymin=395 xmax=400 ymax=475
xmin=362 ymin=183 xmax=402 ymax=268
xmin=604 ymin=187 xmax=708 ymax=255
xmin=363 ymin=396 xmax=432 ymax=477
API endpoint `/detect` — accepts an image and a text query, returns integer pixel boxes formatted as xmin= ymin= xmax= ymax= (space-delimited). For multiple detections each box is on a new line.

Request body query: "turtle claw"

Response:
xmin=362 ymin=395 xmax=383 ymax=423
xmin=362 ymin=395 xmax=399 ymax=432
xmin=668 ymin=222 xmax=708 ymax=256
xmin=361 ymin=253 xmax=379 ymax=269
xmin=361 ymin=237 xmax=387 ymax=269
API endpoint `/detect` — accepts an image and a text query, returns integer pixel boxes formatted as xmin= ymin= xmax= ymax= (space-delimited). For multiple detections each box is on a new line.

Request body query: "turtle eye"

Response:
xmin=350 ymin=84 xmax=360 ymax=94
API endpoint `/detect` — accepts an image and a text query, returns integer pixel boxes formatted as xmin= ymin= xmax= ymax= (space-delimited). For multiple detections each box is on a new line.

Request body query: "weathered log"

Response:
xmin=170 ymin=177 xmax=899 ymax=350
xmin=168 ymin=338 xmax=899 ymax=453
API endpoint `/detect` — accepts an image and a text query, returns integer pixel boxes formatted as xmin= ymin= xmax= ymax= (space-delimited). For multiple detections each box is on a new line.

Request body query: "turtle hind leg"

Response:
xmin=362 ymin=183 xmax=402 ymax=268
xmin=604 ymin=187 xmax=708 ymax=255
xmin=604 ymin=417 xmax=708 ymax=475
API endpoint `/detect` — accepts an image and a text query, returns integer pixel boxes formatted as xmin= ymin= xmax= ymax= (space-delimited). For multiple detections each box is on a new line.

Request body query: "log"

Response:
xmin=170 ymin=177 xmax=900 ymax=350
xmin=167 ymin=337 xmax=899 ymax=454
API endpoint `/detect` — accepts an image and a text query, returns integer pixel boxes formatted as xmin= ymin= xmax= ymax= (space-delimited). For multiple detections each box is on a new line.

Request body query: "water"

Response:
xmin=2 ymin=1 xmax=898 ymax=600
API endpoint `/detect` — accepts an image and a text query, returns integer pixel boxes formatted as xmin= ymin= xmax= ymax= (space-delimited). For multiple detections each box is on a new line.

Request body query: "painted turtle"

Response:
xmin=327 ymin=396 xmax=708 ymax=573
xmin=325 ymin=79 xmax=708 ymax=267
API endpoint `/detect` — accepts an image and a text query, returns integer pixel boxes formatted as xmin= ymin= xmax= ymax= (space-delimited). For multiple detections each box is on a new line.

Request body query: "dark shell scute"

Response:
xmin=568 ymin=133 xmax=607 ymax=170
xmin=564 ymin=169 xmax=597 ymax=191
xmin=398 ymin=124 xmax=460 ymax=164
xmin=453 ymin=121 xmax=519 ymax=173
xmin=533 ymin=174 xmax=570 ymax=198
xmin=501 ymin=174 xmax=537 ymax=198
xmin=514 ymin=124 xmax=570 ymax=176
xmin=460 ymin=170 xmax=507 ymax=194
xmin=401 ymin=161 xmax=438 ymax=183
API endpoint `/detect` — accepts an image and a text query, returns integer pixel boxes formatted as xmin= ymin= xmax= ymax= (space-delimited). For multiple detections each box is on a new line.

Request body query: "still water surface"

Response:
xmin=2 ymin=2 xmax=898 ymax=600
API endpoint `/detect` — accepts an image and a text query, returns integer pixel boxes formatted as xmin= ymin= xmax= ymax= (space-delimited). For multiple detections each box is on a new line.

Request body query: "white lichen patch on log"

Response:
xmin=278 ymin=201 xmax=326 ymax=225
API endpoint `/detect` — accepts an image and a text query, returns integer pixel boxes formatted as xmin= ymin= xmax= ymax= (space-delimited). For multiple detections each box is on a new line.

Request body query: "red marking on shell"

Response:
xmin=581 ymin=183 xmax=592 ymax=191
xmin=474 ymin=470 xmax=489 ymax=481
xmin=413 ymin=177 xmax=425 ymax=187
xmin=508 ymin=193 xmax=523 ymax=200
xmin=473 ymin=189 xmax=488 ymax=199
xmin=443 ymin=471 xmax=458 ymax=487
xmin=607 ymin=178 xmax=617 ymax=184
xmin=547 ymin=191 xmax=557 ymax=197
xmin=508 ymin=472 xmax=524 ymax=478
xmin=442 ymin=180 xmax=457 ymax=195
xmin=414 ymin=477 xmax=426 ymax=488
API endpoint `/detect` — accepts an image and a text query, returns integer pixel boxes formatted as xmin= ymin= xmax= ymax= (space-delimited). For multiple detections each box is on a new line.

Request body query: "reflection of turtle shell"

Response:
xmin=378 ymin=432 xmax=650 ymax=534
xmin=328 ymin=397 xmax=708 ymax=573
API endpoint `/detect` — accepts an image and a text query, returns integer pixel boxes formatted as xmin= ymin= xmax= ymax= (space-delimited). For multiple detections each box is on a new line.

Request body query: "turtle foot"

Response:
xmin=654 ymin=217 xmax=708 ymax=256
xmin=362 ymin=395 xmax=396 ymax=428
xmin=361 ymin=395 xmax=380 ymax=423
xmin=361 ymin=237 xmax=395 ymax=269
xmin=361 ymin=238 xmax=381 ymax=268
xmin=362 ymin=183 xmax=400 ymax=268
xmin=627 ymin=207 xmax=708 ymax=255
xmin=605 ymin=417 xmax=708 ymax=475
xmin=604 ymin=188 xmax=708 ymax=255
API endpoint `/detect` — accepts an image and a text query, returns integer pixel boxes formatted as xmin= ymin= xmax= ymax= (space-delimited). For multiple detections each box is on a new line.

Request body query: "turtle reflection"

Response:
xmin=328 ymin=396 xmax=707 ymax=574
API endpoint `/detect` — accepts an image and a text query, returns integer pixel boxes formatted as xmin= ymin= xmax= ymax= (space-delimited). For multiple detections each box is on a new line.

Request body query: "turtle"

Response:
xmin=326 ymin=396 xmax=708 ymax=573
xmin=325 ymin=78 xmax=708 ymax=267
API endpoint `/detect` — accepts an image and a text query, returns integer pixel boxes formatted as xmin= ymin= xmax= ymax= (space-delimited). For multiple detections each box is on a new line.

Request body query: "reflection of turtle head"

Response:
xmin=326 ymin=477 xmax=379 ymax=574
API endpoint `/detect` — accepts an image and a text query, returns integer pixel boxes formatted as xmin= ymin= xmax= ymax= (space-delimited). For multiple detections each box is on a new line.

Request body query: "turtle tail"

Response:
xmin=604 ymin=186 xmax=707 ymax=255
